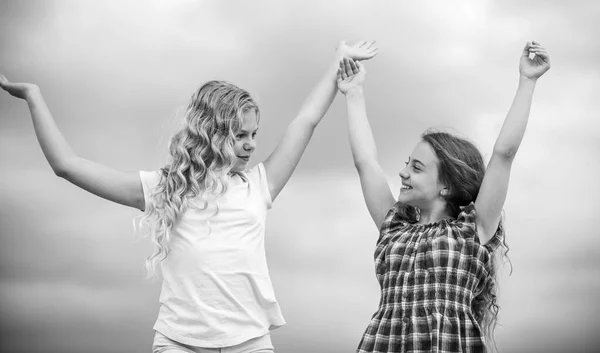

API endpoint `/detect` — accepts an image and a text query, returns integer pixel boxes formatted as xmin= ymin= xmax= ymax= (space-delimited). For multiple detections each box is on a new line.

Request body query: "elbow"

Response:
xmin=52 ymin=158 xmax=76 ymax=179
xmin=354 ymin=159 xmax=368 ymax=171
xmin=53 ymin=164 xmax=69 ymax=178
xmin=492 ymin=144 xmax=518 ymax=161
xmin=290 ymin=118 xmax=318 ymax=133
xmin=296 ymin=116 xmax=319 ymax=130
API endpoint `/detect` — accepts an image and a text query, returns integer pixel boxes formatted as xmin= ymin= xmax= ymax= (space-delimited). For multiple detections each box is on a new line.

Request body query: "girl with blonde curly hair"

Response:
xmin=0 ymin=40 xmax=378 ymax=352
xmin=336 ymin=41 xmax=550 ymax=352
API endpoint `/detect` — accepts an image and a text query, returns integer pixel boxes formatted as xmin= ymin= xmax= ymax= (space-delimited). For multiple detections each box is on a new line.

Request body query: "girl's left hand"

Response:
xmin=337 ymin=57 xmax=366 ymax=94
xmin=519 ymin=41 xmax=551 ymax=81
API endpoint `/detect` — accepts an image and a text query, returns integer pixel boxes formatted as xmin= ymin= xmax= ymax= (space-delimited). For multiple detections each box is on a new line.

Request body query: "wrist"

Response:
xmin=345 ymin=87 xmax=364 ymax=97
xmin=519 ymin=75 xmax=537 ymax=85
xmin=25 ymin=84 xmax=41 ymax=100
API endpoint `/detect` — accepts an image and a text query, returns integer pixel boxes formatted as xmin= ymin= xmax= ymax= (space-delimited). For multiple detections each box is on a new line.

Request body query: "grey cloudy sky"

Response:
xmin=1 ymin=1 xmax=599 ymax=352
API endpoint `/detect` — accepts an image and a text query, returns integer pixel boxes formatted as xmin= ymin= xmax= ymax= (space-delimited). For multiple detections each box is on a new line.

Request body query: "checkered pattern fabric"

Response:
xmin=357 ymin=202 xmax=503 ymax=353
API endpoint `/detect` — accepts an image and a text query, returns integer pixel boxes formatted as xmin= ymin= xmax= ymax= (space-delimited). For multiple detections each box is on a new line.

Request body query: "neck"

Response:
xmin=416 ymin=202 xmax=453 ymax=224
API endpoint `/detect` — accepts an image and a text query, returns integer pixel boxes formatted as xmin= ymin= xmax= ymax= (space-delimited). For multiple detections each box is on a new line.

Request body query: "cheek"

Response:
xmin=414 ymin=174 xmax=436 ymax=192
xmin=232 ymin=141 xmax=243 ymax=153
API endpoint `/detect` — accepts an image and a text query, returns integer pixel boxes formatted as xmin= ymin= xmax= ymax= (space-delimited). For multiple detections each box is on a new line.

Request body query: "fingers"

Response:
xmin=348 ymin=57 xmax=359 ymax=75
xmin=534 ymin=51 xmax=551 ymax=66
xmin=528 ymin=41 xmax=550 ymax=63
xmin=338 ymin=58 xmax=351 ymax=80
xmin=338 ymin=58 xmax=362 ymax=80
xmin=359 ymin=40 xmax=376 ymax=50
xmin=344 ymin=57 xmax=356 ymax=77
xmin=359 ymin=40 xmax=378 ymax=59
xmin=521 ymin=41 xmax=532 ymax=57
xmin=0 ymin=74 xmax=8 ymax=88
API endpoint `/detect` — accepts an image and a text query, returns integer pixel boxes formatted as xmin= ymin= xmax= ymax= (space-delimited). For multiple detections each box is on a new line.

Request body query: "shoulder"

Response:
xmin=452 ymin=202 xmax=505 ymax=252
xmin=244 ymin=163 xmax=266 ymax=183
xmin=378 ymin=202 xmax=417 ymax=243
xmin=242 ymin=163 xmax=273 ymax=207
xmin=139 ymin=170 xmax=161 ymax=189
xmin=139 ymin=171 xmax=162 ymax=203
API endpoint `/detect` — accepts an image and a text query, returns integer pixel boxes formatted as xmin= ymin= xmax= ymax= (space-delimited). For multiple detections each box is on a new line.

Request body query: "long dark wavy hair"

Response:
xmin=422 ymin=129 xmax=510 ymax=352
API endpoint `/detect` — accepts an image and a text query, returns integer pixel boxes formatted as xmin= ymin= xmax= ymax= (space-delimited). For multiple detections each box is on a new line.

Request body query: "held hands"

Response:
xmin=0 ymin=75 xmax=39 ymax=100
xmin=520 ymin=41 xmax=551 ymax=81
xmin=337 ymin=40 xmax=378 ymax=62
xmin=337 ymin=57 xmax=366 ymax=95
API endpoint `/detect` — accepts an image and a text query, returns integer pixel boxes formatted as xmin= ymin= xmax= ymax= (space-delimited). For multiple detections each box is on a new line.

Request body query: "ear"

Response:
xmin=440 ymin=188 xmax=450 ymax=198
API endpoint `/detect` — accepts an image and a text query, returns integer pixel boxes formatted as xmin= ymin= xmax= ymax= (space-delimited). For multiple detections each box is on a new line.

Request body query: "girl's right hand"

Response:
xmin=337 ymin=58 xmax=366 ymax=94
xmin=519 ymin=41 xmax=550 ymax=81
xmin=337 ymin=40 xmax=378 ymax=62
xmin=0 ymin=75 xmax=39 ymax=100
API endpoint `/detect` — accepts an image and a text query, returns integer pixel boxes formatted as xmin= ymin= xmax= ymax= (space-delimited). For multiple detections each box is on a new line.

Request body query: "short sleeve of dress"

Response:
xmin=377 ymin=202 xmax=416 ymax=246
xmin=457 ymin=202 xmax=504 ymax=252
xmin=139 ymin=171 xmax=161 ymax=212
xmin=244 ymin=163 xmax=273 ymax=210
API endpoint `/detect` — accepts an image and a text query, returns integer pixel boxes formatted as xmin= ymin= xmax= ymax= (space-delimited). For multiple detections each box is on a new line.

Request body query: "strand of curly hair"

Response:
xmin=138 ymin=81 xmax=258 ymax=280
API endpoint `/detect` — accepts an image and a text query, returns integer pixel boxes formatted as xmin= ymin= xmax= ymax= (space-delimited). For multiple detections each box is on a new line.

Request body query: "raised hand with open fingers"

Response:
xmin=337 ymin=40 xmax=379 ymax=62
xmin=520 ymin=41 xmax=551 ymax=81
xmin=0 ymin=75 xmax=39 ymax=100
xmin=337 ymin=57 xmax=366 ymax=94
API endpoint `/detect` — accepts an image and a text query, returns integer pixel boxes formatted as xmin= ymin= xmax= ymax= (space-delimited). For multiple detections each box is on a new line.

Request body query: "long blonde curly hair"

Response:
xmin=140 ymin=80 xmax=259 ymax=279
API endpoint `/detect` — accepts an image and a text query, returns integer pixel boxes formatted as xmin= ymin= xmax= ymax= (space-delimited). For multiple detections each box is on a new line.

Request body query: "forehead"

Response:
xmin=410 ymin=141 xmax=438 ymax=166
xmin=239 ymin=109 xmax=258 ymax=130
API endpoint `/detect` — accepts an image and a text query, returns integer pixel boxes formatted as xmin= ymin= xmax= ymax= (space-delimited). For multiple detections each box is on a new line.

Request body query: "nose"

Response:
xmin=244 ymin=138 xmax=256 ymax=152
xmin=399 ymin=167 xmax=409 ymax=180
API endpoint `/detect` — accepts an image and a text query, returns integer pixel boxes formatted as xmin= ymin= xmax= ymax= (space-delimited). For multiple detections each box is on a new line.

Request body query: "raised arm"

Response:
xmin=338 ymin=59 xmax=395 ymax=229
xmin=263 ymin=41 xmax=378 ymax=201
xmin=0 ymin=76 xmax=145 ymax=211
xmin=475 ymin=41 xmax=551 ymax=243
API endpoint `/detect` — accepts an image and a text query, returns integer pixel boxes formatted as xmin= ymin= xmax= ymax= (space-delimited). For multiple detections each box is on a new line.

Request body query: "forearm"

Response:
xmin=345 ymin=88 xmax=379 ymax=167
xmin=293 ymin=56 xmax=340 ymax=127
xmin=493 ymin=77 xmax=537 ymax=159
xmin=25 ymin=87 xmax=77 ymax=175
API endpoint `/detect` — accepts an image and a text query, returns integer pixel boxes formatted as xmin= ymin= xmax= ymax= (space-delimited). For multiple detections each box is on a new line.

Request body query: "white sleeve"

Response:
xmin=139 ymin=171 xmax=162 ymax=212
xmin=245 ymin=163 xmax=273 ymax=210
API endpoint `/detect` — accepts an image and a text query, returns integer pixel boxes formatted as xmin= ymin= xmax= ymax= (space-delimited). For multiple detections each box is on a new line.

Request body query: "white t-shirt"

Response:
xmin=139 ymin=163 xmax=285 ymax=347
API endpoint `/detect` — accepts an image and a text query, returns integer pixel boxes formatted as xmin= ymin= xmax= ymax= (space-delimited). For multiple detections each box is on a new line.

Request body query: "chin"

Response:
xmin=397 ymin=194 xmax=410 ymax=203
xmin=398 ymin=195 xmax=418 ymax=208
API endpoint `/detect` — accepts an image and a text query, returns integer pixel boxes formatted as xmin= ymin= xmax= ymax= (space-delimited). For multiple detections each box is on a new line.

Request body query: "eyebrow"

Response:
xmin=238 ymin=128 xmax=259 ymax=134
xmin=408 ymin=157 xmax=426 ymax=168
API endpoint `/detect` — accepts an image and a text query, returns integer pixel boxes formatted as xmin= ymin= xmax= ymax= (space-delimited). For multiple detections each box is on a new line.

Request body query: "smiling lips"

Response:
xmin=401 ymin=184 xmax=412 ymax=190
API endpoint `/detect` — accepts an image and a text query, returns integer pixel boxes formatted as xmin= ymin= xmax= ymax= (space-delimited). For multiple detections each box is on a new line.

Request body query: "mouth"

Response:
xmin=400 ymin=184 xmax=412 ymax=191
xmin=237 ymin=155 xmax=251 ymax=162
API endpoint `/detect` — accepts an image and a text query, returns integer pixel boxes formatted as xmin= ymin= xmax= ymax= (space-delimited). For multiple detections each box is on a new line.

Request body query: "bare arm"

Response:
xmin=338 ymin=59 xmax=395 ymax=229
xmin=475 ymin=41 xmax=551 ymax=243
xmin=0 ymin=76 xmax=145 ymax=211
xmin=263 ymin=41 xmax=378 ymax=201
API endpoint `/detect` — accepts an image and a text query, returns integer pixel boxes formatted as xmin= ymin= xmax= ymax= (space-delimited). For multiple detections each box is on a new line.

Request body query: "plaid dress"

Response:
xmin=357 ymin=202 xmax=504 ymax=353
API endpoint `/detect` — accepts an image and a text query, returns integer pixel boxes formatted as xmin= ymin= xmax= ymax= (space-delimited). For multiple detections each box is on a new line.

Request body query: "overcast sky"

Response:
xmin=1 ymin=1 xmax=599 ymax=352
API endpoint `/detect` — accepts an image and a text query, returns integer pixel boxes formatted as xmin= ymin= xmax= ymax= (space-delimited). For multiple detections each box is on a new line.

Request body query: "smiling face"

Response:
xmin=398 ymin=140 xmax=447 ymax=210
xmin=231 ymin=108 xmax=259 ymax=172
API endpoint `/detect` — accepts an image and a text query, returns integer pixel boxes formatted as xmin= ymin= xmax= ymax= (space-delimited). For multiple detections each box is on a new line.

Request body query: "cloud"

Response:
xmin=1 ymin=1 xmax=599 ymax=352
